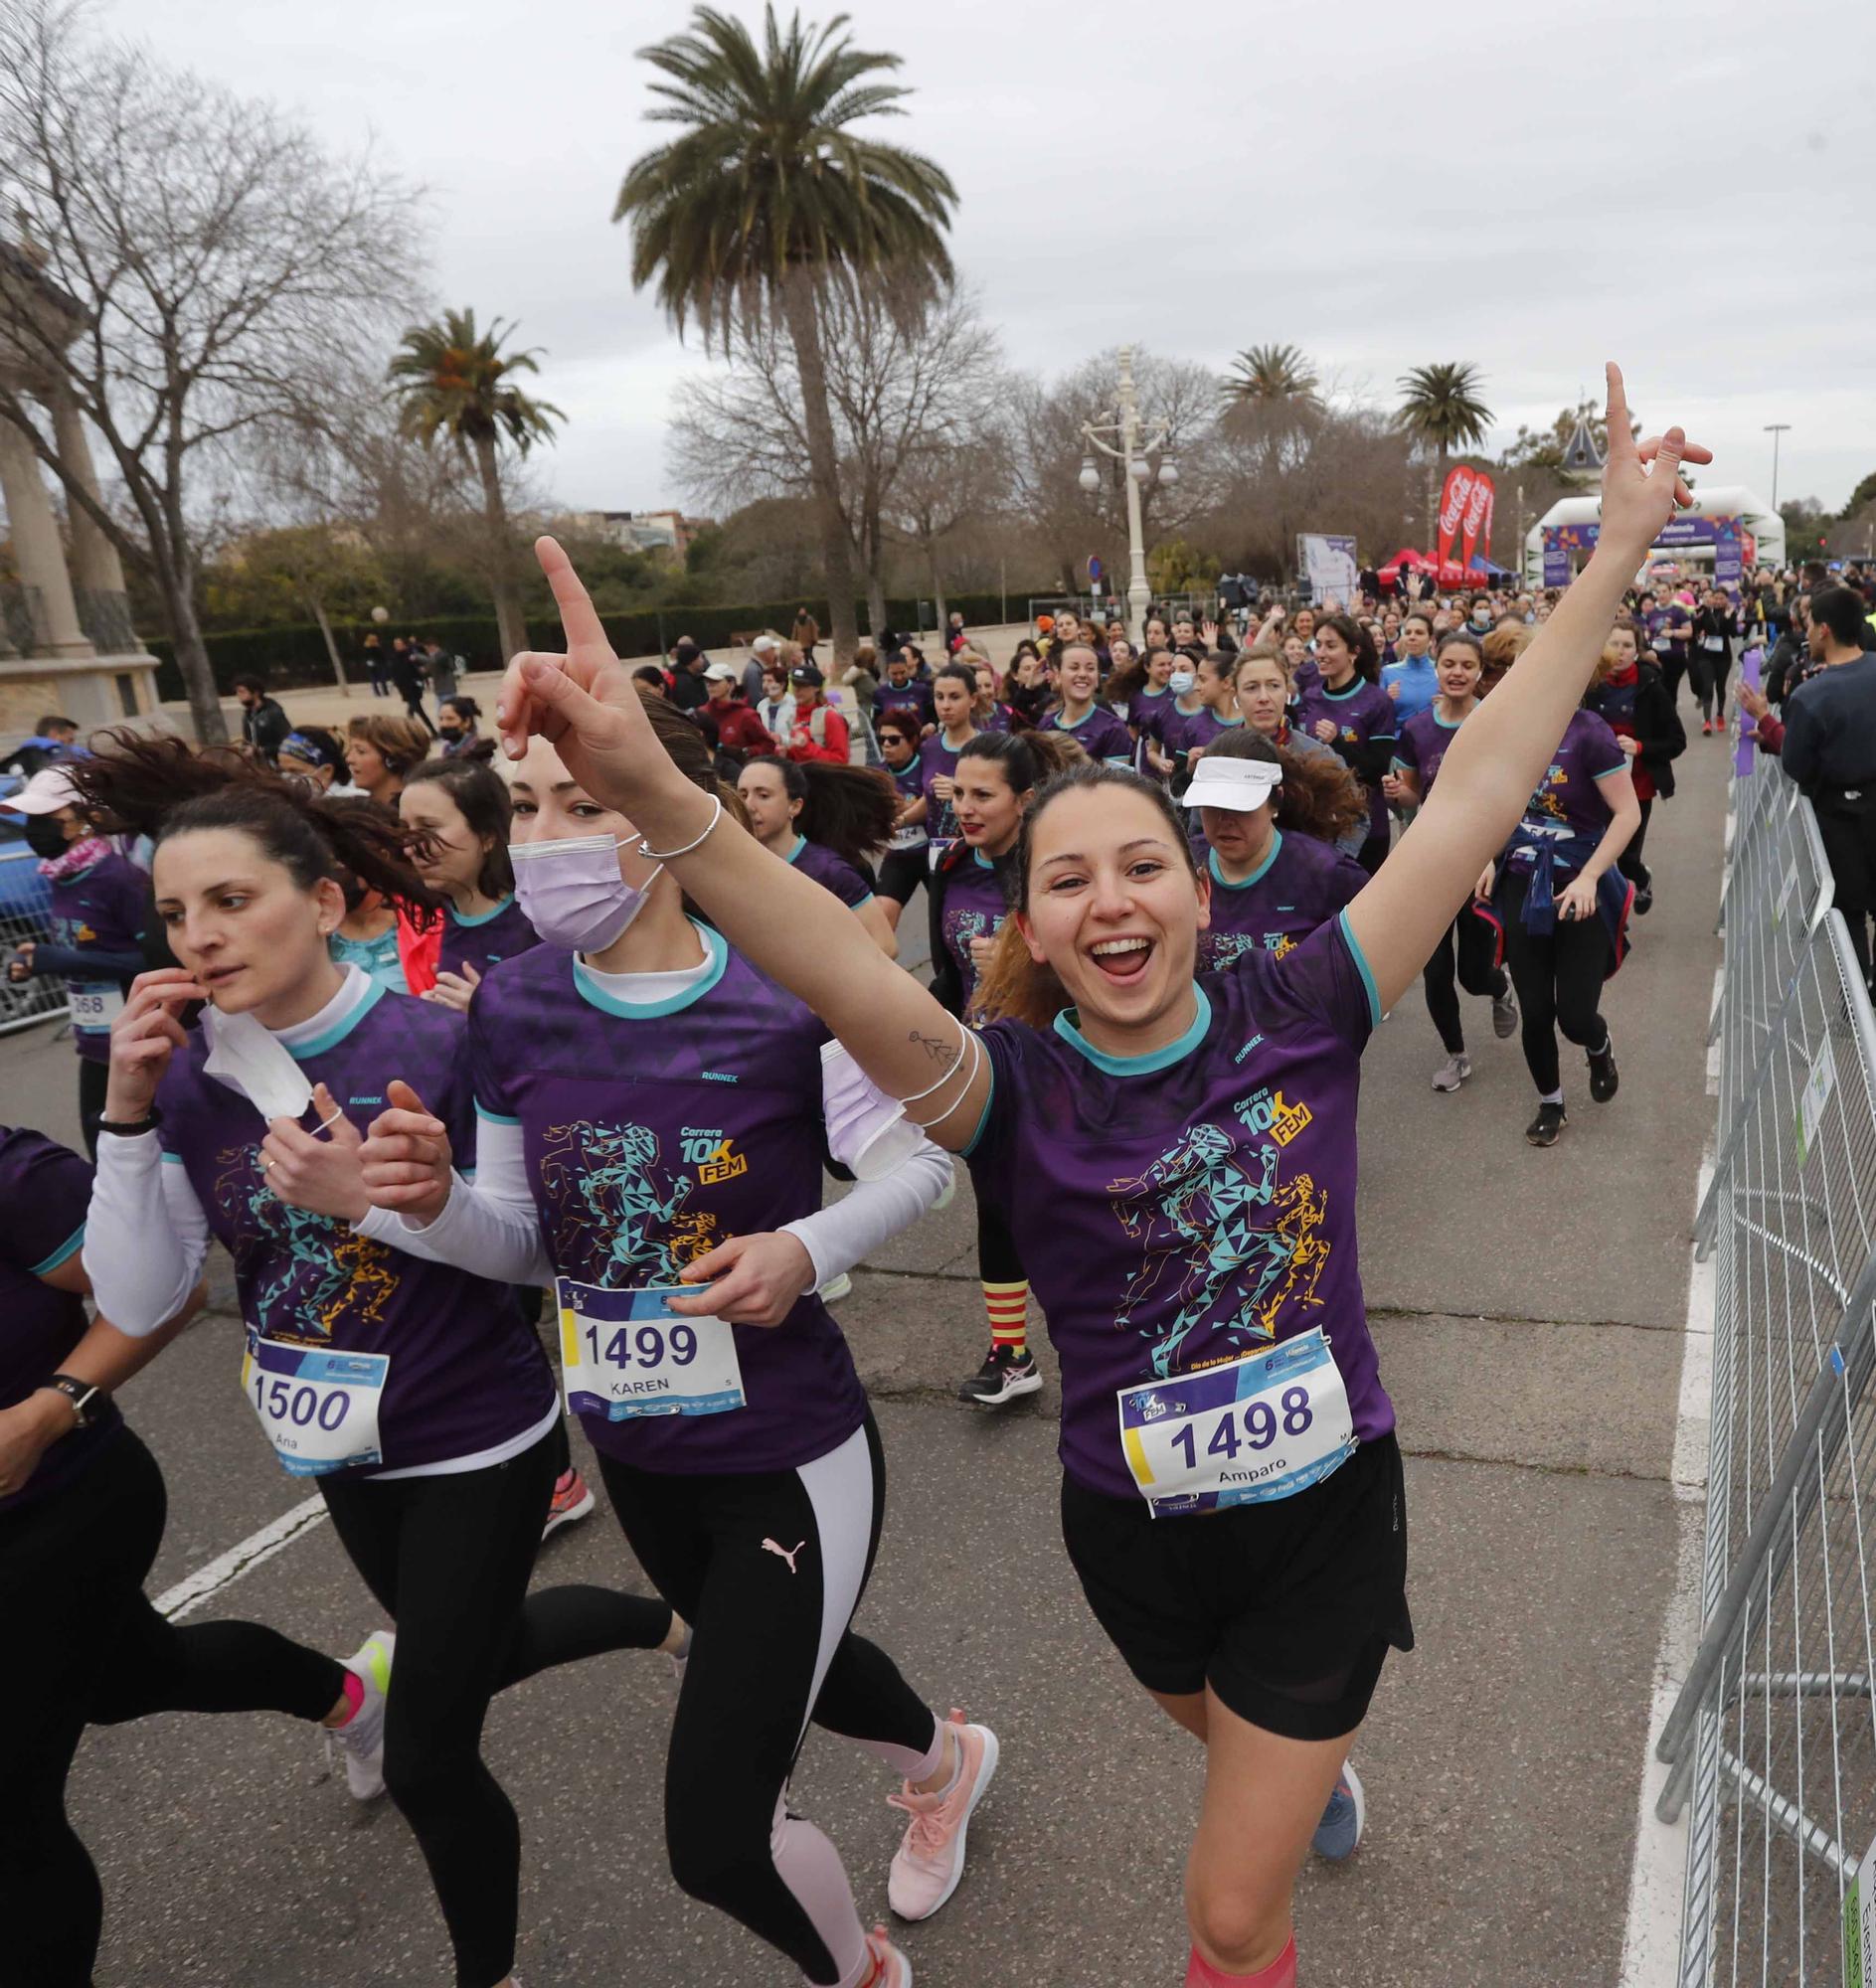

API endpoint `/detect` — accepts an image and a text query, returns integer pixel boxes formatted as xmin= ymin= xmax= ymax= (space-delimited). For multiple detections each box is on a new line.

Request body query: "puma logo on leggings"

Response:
xmin=762 ymin=1537 xmax=806 ymax=1574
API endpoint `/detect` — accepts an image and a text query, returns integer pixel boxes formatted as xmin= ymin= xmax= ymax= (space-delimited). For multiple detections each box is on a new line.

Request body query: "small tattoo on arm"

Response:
xmin=908 ymin=1030 xmax=959 ymax=1067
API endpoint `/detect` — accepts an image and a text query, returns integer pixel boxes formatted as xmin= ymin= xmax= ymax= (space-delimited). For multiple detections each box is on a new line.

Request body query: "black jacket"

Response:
xmin=1631 ymin=662 xmax=1686 ymax=799
xmin=241 ymin=696 xmax=291 ymax=761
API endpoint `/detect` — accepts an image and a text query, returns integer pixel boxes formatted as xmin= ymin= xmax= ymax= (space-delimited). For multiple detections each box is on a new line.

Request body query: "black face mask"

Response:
xmin=24 ymin=815 xmax=72 ymax=860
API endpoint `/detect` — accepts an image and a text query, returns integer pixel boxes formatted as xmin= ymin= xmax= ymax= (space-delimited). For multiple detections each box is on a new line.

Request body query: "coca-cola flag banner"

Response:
xmin=1436 ymin=466 xmax=1476 ymax=571
xmin=1460 ymin=472 xmax=1495 ymax=572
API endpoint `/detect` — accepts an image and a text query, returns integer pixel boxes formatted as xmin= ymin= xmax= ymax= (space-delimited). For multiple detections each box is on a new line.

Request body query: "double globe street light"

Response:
xmin=1079 ymin=343 xmax=1177 ymax=643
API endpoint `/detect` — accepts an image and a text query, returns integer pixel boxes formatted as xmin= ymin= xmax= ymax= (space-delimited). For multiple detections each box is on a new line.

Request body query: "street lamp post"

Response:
xmin=1079 ymin=345 xmax=1176 ymax=643
xmin=1764 ymin=422 xmax=1791 ymax=512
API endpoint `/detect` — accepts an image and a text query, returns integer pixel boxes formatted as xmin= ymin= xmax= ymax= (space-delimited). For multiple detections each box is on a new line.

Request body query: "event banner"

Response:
xmin=1436 ymin=466 xmax=1477 ymax=571
xmin=1461 ymin=473 xmax=1495 ymax=572
xmin=1297 ymin=534 xmax=1359 ymax=608
xmin=1540 ymin=513 xmax=1744 ymax=589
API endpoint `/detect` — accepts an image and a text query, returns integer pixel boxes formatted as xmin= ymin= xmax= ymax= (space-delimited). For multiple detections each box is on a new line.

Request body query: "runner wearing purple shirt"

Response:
xmin=872 ymin=714 xmax=933 ymax=933
xmin=737 ymin=753 xmax=900 ymax=955
xmin=402 ymin=758 xmax=542 ymax=1009
xmin=6 ymin=766 xmax=149 ymax=1154
xmin=67 ymin=739 xmax=683 ymax=1988
xmin=1183 ymin=733 xmax=1367 ymax=974
xmin=1292 ymin=615 xmax=1397 ymax=876
xmin=1038 ymin=642 xmax=1136 ymax=770
xmin=358 ymin=704 xmax=986 ymax=1988
xmin=495 ymin=373 xmax=1706 ymax=1986
xmin=918 ymin=661 xmax=981 ymax=861
xmin=1383 ymin=632 xmax=1520 ymax=1091
xmin=1480 ymin=703 xmax=1640 ymax=1146
xmin=0 ymin=1121 xmax=433 ymax=1987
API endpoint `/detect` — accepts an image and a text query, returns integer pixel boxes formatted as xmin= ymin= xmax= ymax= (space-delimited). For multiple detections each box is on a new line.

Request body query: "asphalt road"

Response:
xmin=3 ymin=727 xmax=1733 ymax=1986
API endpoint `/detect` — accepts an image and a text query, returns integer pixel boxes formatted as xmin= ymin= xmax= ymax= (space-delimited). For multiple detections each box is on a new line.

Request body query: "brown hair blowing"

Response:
xmin=1200 ymin=727 xmax=1366 ymax=847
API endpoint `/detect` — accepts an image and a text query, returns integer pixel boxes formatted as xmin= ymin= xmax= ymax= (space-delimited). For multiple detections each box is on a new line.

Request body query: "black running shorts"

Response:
xmin=1060 ymin=1430 xmax=1413 ymax=1741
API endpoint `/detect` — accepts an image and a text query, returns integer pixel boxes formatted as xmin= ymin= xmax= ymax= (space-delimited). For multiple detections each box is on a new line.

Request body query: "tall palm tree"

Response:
xmin=388 ymin=309 xmax=563 ymax=663
xmin=1222 ymin=343 xmax=1319 ymax=409
xmin=617 ymin=5 xmax=956 ymax=664
xmin=1393 ymin=362 xmax=1493 ymax=470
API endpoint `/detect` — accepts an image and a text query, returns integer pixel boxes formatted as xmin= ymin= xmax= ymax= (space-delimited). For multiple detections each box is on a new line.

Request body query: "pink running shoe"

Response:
xmin=886 ymin=1710 xmax=1000 ymax=1921
xmin=859 ymin=1926 xmax=913 ymax=1986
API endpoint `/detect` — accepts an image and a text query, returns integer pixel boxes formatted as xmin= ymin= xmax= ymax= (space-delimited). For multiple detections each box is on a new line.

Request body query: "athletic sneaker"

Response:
xmin=1490 ymin=983 xmax=1519 ymax=1040
xmin=1588 ymin=1038 xmax=1620 ymax=1103
xmin=1701 ymin=719 xmax=1713 ymax=736
xmin=1430 ymin=1053 xmax=1471 ymax=1093
xmin=819 ymin=1270 xmax=853 ymax=1304
xmin=329 ymin=1628 xmax=395 ymax=1801
xmin=1311 ymin=1760 xmax=1365 ymax=1861
xmin=543 ymin=1466 xmax=595 ymax=1539
xmin=957 ymin=1345 xmax=1042 ymax=1407
xmin=859 ymin=1927 xmax=914 ymax=1987
xmin=1525 ymin=1101 xmax=1568 ymax=1148
xmin=887 ymin=1713 xmax=1000 ymax=1920
xmin=1632 ymin=885 xmax=1653 ymax=916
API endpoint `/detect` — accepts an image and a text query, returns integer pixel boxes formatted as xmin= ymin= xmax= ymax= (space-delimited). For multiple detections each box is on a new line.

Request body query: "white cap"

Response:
xmin=1183 ymin=756 xmax=1281 ymax=814
xmin=751 ymin=634 xmax=779 ymax=654
xmin=7 ymin=765 xmax=82 ymax=814
xmin=703 ymin=660 xmax=740 ymax=682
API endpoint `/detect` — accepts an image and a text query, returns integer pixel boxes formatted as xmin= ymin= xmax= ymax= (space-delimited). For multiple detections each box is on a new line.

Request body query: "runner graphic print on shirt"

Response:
xmin=537 ymin=1118 xmax=724 ymax=1287
xmin=1109 ymin=1094 xmax=1328 ymax=1381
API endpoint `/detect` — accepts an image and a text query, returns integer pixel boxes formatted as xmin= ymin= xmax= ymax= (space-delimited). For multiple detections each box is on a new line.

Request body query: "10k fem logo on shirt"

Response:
xmin=680 ymin=1129 xmax=748 ymax=1184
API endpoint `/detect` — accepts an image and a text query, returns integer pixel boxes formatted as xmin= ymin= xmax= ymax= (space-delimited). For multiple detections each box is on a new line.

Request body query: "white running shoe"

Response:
xmin=1430 ymin=1053 xmax=1472 ymax=1093
xmin=329 ymin=1628 xmax=395 ymax=1801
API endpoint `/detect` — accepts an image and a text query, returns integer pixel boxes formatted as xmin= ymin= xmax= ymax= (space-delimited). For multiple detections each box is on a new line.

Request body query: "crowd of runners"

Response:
xmin=0 ymin=367 xmax=1724 ymax=1988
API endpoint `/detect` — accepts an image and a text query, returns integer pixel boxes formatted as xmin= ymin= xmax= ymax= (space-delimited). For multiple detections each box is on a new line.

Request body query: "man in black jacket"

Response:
xmin=232 ymin=675 xmax=291 ymax=762
xmin=1764 ymin=596 xmax=1813 ymax=705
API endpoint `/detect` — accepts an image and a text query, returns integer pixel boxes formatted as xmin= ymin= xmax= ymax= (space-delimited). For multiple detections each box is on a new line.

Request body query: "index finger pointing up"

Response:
xmin=534 ymin=537 xmax=610 ymax=656
xmin=1605 ymin=361 xmax=1630 ymax=455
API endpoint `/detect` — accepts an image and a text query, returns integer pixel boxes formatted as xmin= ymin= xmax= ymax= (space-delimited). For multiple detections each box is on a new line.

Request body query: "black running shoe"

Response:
xmin=1632 ymin=886 xmax=1653 ymax=916
xmin=1588 ymin=1039 xmax=1620 ymax=1102
xmin=1525 ymin=1101 xmax=1568 ymax=1147
xmin=958 ymin=1346 xmax=1042 ymax=1408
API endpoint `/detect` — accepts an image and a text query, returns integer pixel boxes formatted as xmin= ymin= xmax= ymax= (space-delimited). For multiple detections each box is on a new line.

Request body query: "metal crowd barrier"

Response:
xmin=0 ymin=856 xmax=73 ymax=1038
xmin=1660 ymin=750 xmax=1876 ymax=1986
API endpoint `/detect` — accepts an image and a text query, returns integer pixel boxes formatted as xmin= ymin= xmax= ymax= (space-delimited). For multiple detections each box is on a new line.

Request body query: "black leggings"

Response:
xmin=876 ymin=845 xmax=929 ymax=911
xmin=596 ymin=1411 xmax=938 ymax=1985
xmin=0 ymin=1429 xmax=349 ymax=1988
xmin=1618 ymin=796 xmax=1654 ymax=892
xmin=977 ymin=1194 xmax=1026 ymax=1283
xmin=1497 ymin=869 xmax=1612 ymax=1096
xmin=78 ymin=1054 xmax=108 ymax=1160
xmin=1421 ymin=910 xmax=1509 ymax=1056
xmin=319 ymin=1424 xmax=673 ymax=1988
xmin=1813 ymin=796 xmax=1876 ymax=990
xmin=1689 ymin=647 xmax=1732 ymax=722
xmin=1354 ymin=826 xmax=1389 ymax=877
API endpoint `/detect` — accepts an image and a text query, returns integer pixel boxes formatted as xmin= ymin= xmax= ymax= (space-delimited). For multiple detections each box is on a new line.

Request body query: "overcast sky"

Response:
xmin=117 ymin=0 xmax=1876 ymax=528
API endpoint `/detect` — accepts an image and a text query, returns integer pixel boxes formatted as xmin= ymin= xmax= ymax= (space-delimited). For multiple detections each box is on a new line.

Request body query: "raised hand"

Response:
xmin=494 ymin=538 xmax=677 ymax=818
xmin=1598 ymin=362 xmax=1713 ymax=559
xmin=664 ymin=1231 xmax=815 ymax=1327
xmin=424 ymin=960 xmax=482 ymax=1012
xmin=359 ymin=1078 xmax=455 ymax=1228
xmin=105 ymin=969 xmax=205 ymax=1122
xmin=261 ymin=1084 xmax=368 ymax=1222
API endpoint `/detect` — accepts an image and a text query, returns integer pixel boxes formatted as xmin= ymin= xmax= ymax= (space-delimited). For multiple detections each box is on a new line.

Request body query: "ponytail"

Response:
xmin=745 ymin=754 xmax=896 ymax=871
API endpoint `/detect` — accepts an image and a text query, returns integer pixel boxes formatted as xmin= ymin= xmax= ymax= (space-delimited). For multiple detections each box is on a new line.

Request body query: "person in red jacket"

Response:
xmin=783 ymin=661 xmax=851 ymax=764
xmin=694 ymin=661 xmax=777 ymax=769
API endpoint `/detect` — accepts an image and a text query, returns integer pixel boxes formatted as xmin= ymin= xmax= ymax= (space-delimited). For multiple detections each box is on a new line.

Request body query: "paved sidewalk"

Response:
xmin=7 ymin=724 xmax=1730 ymax=1985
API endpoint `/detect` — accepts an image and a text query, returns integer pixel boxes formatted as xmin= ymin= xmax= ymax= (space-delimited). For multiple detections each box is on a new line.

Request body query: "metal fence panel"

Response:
xmin=0 ymin=855 xmax=73 ymax=1038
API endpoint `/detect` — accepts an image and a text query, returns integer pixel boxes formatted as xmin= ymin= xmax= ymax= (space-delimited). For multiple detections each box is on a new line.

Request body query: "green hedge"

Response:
xmin=148 ymin=592 xmax=1023 ymax=701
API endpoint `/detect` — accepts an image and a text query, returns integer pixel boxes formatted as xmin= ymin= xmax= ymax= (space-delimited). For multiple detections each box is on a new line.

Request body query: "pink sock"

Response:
xmin=333 ymin=1669 xmax=366 ymax=1727
xmin=1186 ymin=1933 xmax=1296 ymax=1988
xmin=850 ymin=1708 xmax=947 ymax=1783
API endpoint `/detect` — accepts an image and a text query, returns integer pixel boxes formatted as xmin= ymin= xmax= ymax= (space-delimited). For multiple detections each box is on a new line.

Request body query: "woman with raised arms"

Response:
xmin=358 ymin=696 xmax=990 ymax=1988
xmin=488 ymin=369 xmax=1702 ymax=1988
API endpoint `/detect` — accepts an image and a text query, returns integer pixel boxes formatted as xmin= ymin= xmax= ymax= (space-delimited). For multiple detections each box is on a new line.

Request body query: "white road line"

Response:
xmin=153 ymin=1493 xmax=329 ymax=1621
xmin=1619 ymin=1149 xmax=1717 ymax=1987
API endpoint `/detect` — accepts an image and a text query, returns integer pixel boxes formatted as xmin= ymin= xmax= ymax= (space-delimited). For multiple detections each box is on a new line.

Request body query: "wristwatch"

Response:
xmin=96 ymin=1106 xmax=163 ymax=1137
xmin=43 ymin=1374 xmax=104 ymax=1428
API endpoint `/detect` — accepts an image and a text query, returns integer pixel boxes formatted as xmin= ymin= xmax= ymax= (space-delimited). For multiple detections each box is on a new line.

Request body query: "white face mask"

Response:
xmin=203 ymin=1007 xmax=315 ymax=1122
xmin=820 ymin=1041 xmax=925 ymax=1181
xmin=510 ymin=833 xmax=662 ymax=954
xmin=1168 ymin=670 xmax=1197 ymax=697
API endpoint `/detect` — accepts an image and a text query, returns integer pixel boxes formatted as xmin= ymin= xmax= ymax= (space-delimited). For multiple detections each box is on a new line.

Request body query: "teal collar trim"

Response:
xmin=1209 ymin=830 xmax=1281 ymax=892
xmin=287 ymin=978 xmax=388 ymax=1061
xmin=574 ymin=919 xmax=729 ymax=1019
xmin=972 ymin=848 xmax=996 ymax=871
xmin=1433 ymin=709 xmax=1467 ymax=730
xmin=449 ymin=893 xmax=516 ymax=928
xmin=784 ymin=834 xmax=808 ymax=866
xmin=30 ymin=1222 xmax=85 ymax=1277
xmin=1173 ymin=695 xmax=1205 ymax=716
xmin=1052 ymin=983 xmax=1212 ymax=1075
xmin=1139 ymin=684 xmax=1168 ymax=700
xmin=1055 ymin=705 xmax=1098 ymax=730
xmin=1323 ymin=678 xmax=1364 ymax=700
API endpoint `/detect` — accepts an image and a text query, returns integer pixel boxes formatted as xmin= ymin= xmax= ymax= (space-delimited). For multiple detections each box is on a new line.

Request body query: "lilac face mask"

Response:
xmin=509 ymin=833 xmax=662 ymax=953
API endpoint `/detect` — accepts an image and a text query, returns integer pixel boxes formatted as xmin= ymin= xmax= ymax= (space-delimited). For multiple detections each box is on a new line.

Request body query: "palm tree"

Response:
xmin=1393 ymin=362 xmax=1493 ymax=470
xmin=388 ymin=309 xmax=563 ymax=663
xmin=1222 ymin=343 xmax=1319 ymax=409
xmin=617 ymin=5 xmax=956 ymax=665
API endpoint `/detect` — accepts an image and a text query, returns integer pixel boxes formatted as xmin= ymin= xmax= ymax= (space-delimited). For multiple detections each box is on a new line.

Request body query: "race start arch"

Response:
xmin=1523 ymin=484 xmax=1786 ymax=590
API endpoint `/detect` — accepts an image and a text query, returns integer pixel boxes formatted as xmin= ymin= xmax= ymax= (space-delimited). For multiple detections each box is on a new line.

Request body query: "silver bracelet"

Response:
xmin=636 ymin=795 xmax=723 ymax=862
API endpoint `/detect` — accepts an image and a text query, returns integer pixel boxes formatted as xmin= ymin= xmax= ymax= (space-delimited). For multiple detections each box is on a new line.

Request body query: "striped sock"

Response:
xmin=982 ymin=1279 xmax=1028 ymax=1359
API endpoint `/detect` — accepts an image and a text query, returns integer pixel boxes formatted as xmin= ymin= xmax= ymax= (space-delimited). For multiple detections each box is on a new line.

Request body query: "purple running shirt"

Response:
xmin=1293 ymin=677 xmax=1397 ymax=843
xmin=1040 ymin=704 xmax=1136 ymax=767
xmin=784 ymin=834 xmax=874 ymax=910
xmin=1197 ymin=831 xmax=1368 ymax=973
xmin=1508 ymin=708 xmax=1629 ymax=861
xmin=938 ymin=849 xmax=1010 ymax=1006
xmin=440 ymin=894 xmax=538 ymax=973
xmin=1391 ymin=705 xmax=1468 ymax=800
